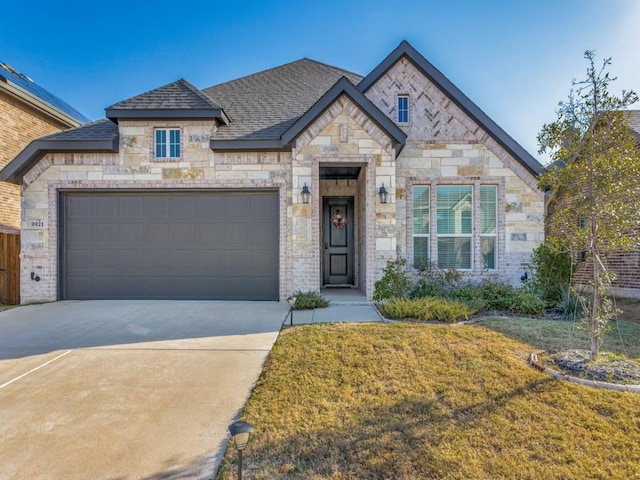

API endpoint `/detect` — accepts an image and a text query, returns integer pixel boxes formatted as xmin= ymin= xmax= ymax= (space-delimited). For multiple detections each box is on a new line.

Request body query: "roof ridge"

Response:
xmin=204 ymin=58 xmax=362 ymax=91
xmin=299 ymin=58 xmax=363 ymax=80
xmin=175 ymin=78 xmax=222 ymax=109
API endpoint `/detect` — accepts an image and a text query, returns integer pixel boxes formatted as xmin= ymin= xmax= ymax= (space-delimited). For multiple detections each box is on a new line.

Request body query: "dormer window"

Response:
xmin=155 ymin=128 xmax=181 ymax=159
xmin=397 ymin=95 xmax=409 ymax=124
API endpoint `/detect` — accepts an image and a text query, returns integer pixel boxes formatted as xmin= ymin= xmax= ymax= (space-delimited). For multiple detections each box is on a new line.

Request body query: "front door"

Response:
xmin=323 ymin=197 xmax=354 ymax=285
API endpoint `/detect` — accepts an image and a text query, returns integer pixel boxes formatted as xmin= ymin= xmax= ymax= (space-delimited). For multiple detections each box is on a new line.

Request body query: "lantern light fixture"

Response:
xmin=301 ymin=183 xmax=311 ymax=204
xmin=379 ymin=183 xmax=388 ymax=204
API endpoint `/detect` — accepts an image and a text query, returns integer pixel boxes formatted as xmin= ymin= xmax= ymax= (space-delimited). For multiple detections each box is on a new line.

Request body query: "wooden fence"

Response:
xmin=0 ymin=232 xmax=20 ymax=305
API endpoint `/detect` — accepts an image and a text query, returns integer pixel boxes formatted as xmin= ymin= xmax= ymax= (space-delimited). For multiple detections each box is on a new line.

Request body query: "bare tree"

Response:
xmin=538 ymin=51 xmax=640 ymax=360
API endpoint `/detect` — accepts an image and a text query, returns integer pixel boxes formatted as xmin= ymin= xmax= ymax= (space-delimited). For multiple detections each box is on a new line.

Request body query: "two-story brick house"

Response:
xmin=1 ymin=62 xmax=89 ymax=233
xmin=1 ymin=41 xmax=544 ymax=303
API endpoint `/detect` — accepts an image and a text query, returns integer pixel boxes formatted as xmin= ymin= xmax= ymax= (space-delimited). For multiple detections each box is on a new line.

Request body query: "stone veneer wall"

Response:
xmin=397 ymin=144 xmax=543 ymax=284
xmin=19 ymin=119 xmax=294 ymax=303
xmin=292 ymin=94 xmax=396 ymax=299
xmin=0 ymin=91 xmax=69 ymax=233
xmin=365 ymin=57 xmax=544 ymax=284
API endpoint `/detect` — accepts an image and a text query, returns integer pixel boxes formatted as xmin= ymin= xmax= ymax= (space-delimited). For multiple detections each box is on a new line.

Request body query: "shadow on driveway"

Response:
xmin=0 ymin=300 xmax=289 ymax=360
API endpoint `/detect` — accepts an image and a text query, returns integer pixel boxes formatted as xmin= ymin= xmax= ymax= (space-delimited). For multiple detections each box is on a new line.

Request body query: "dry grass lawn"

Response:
xmin=217 ymin=322 xmax=640 ymax=479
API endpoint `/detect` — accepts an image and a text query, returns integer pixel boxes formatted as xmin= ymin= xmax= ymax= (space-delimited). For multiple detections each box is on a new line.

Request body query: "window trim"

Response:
xmin=397 ymin=94 xmax=409 ymax=124
xmin=154 ymin=127 xmax=182 ymax=160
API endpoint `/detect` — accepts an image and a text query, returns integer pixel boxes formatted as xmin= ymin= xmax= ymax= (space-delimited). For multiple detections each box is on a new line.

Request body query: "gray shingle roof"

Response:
xmin=40 ymin=118 xmax=117 ymax=141
xmin=0 ymin=119 xmax=118 ymax=184
xmin=0 ymin=62 xmax=90 ymax=124
xmin=108 ymin=78 xmax=222 ymax=110
xmin=203 ymin=59 xmax=363 ymax=140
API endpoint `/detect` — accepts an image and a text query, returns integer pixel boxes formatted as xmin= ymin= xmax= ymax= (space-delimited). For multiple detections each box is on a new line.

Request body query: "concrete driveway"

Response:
xmin=0 ymin=300 xmax=289 ymax=480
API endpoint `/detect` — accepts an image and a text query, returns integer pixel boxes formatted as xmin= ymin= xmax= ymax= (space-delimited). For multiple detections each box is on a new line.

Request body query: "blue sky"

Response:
xmin=2 ymin=0 xmax=638 ymax=163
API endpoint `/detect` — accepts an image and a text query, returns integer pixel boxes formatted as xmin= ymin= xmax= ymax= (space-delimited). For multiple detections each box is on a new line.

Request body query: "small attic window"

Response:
xmin=397 ymin=95 xmax=409 ymax=124
xmin=155 ymin=128 xmax=181 ymax=159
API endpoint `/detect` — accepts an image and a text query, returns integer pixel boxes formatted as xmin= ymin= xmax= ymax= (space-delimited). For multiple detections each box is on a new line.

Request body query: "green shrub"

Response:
xmin=292 ymin=290 xmax=329 ymax=310
xmin=373 ymin=259 xmax=413 ymax=301
xmin=559 ymin=287 xmax=589 ymax=319
xmin=410 ymin=262 xmax=462 ymax=299
xmin=448 ymin=287 xmax=487 ymax=314
xmin=449 ymin=281 xmax=545 ymax=315
xmin=410 ymin=278 xmax=447 ymax=299
xmin=528 ymin=240 xmax=573 ymax=306
xmin=478 ymin=281 xmax=518 ymax=311
xmin=509 ymin=291 xmax=547 ymax=315
xmin=380 ymin=297 xmax=472 ymax=323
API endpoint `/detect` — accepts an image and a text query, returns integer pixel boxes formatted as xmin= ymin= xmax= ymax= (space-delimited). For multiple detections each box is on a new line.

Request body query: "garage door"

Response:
xmin=61 ymin=191 xmax=279 ymax=300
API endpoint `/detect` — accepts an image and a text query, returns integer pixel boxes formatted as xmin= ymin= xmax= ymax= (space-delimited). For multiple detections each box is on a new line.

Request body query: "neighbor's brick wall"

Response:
xmin=572 ymin=247 xmax=640 ymax=295
xmin=547 ymin=189 xmax=640 ymax=297
xmin=0 ymin=91 xmax=68 ymax=233
xmin=19 ymin=119 xmax=293 ymax=304
xmin=365 ymin=57 xmax=544 ymax=285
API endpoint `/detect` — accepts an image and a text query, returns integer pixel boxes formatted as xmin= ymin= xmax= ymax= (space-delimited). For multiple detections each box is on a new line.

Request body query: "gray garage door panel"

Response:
xmin=61 ymin=191 xmax=279 ymax=300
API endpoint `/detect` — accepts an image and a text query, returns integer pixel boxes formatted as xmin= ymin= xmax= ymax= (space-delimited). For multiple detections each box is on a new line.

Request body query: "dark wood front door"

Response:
xmin=323 ymin=197 xmax=354 ymax=285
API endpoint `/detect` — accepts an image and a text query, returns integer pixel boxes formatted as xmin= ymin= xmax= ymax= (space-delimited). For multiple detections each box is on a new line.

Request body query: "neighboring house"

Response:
xmin=1 ymin=41 xmax=544 ymax=304
xmin=559 ymin=110 xmax=640 ymax=298
xmin=0 ymin=62 xmax=89 ymax=233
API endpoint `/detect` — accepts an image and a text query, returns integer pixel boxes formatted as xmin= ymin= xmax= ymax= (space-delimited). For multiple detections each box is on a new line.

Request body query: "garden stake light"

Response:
xmin=287 ymin=295 xmax=297 ymax=325
xmin=228 ymin=420 xmax=253 ymax=480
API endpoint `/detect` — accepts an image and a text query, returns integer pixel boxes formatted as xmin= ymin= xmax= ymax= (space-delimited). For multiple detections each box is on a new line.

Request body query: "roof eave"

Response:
xmin=209 ymin=139 xmax=291 ymax=152
xmin=105 ymin=108 xmax=227 ymax=122
xmin=280 ymin=77 xmax=407 ymax=147
xmin=0 ymin=136 xmax=119 ymax=185
xmin=0 ymin=79 xmax=86 ymax=128
xmin=358 ymin=41 xmax=544 ymax=177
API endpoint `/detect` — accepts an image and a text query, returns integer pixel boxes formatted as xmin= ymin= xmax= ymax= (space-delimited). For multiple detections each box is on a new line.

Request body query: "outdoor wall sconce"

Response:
xmin=378 ymin=183 xmax=388 ymax=204
xmin=301 ymin=183 xmax=311 ymax=204
xmin=228 ymin=420 xmax=254 ymax=480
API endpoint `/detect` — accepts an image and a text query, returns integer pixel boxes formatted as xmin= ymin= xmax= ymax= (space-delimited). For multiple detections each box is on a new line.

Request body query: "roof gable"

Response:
xmin=281 ymin=77 xmax=406 ymax=149
xmin=359 ymin=41 xmax=543 ymax=176
xmin=106 ymin=78 xmax=229 ymax=123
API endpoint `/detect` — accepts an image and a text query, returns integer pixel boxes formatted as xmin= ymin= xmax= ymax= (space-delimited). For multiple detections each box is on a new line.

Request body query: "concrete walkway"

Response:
xmin=287 ymin=304 xmax=383 ymax=325
xmin=0 ymin=300 xmax=288 ymax=480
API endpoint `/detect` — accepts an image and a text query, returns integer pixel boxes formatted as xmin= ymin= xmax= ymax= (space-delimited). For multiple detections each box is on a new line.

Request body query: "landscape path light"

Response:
xmin=228 ymin=420 xmax=254 ymax=480
xmin=287 ymin=295 xmax=297 ymax=326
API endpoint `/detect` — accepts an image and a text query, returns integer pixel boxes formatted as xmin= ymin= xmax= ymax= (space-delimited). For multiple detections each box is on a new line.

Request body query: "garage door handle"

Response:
xmin=324 ymin=242 xmax=328 ymax=250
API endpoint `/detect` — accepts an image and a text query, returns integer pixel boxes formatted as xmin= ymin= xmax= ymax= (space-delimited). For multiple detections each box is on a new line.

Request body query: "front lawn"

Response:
xmin=480 ymin=316 xmax=640 ymax=359
xmin=217 ymin=322 xmax=640 ymax=479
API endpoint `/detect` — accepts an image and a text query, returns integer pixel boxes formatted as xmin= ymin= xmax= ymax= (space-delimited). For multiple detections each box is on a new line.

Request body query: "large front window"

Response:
xmin=437 ymin=186 xmax=472 ymax=269
xmin=412 ymin=184 xmax=498 ymax=270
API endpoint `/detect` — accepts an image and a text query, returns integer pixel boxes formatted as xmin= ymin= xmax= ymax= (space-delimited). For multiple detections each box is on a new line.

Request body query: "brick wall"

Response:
xmin=0 ymin=91 xmax=68 ymax=232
